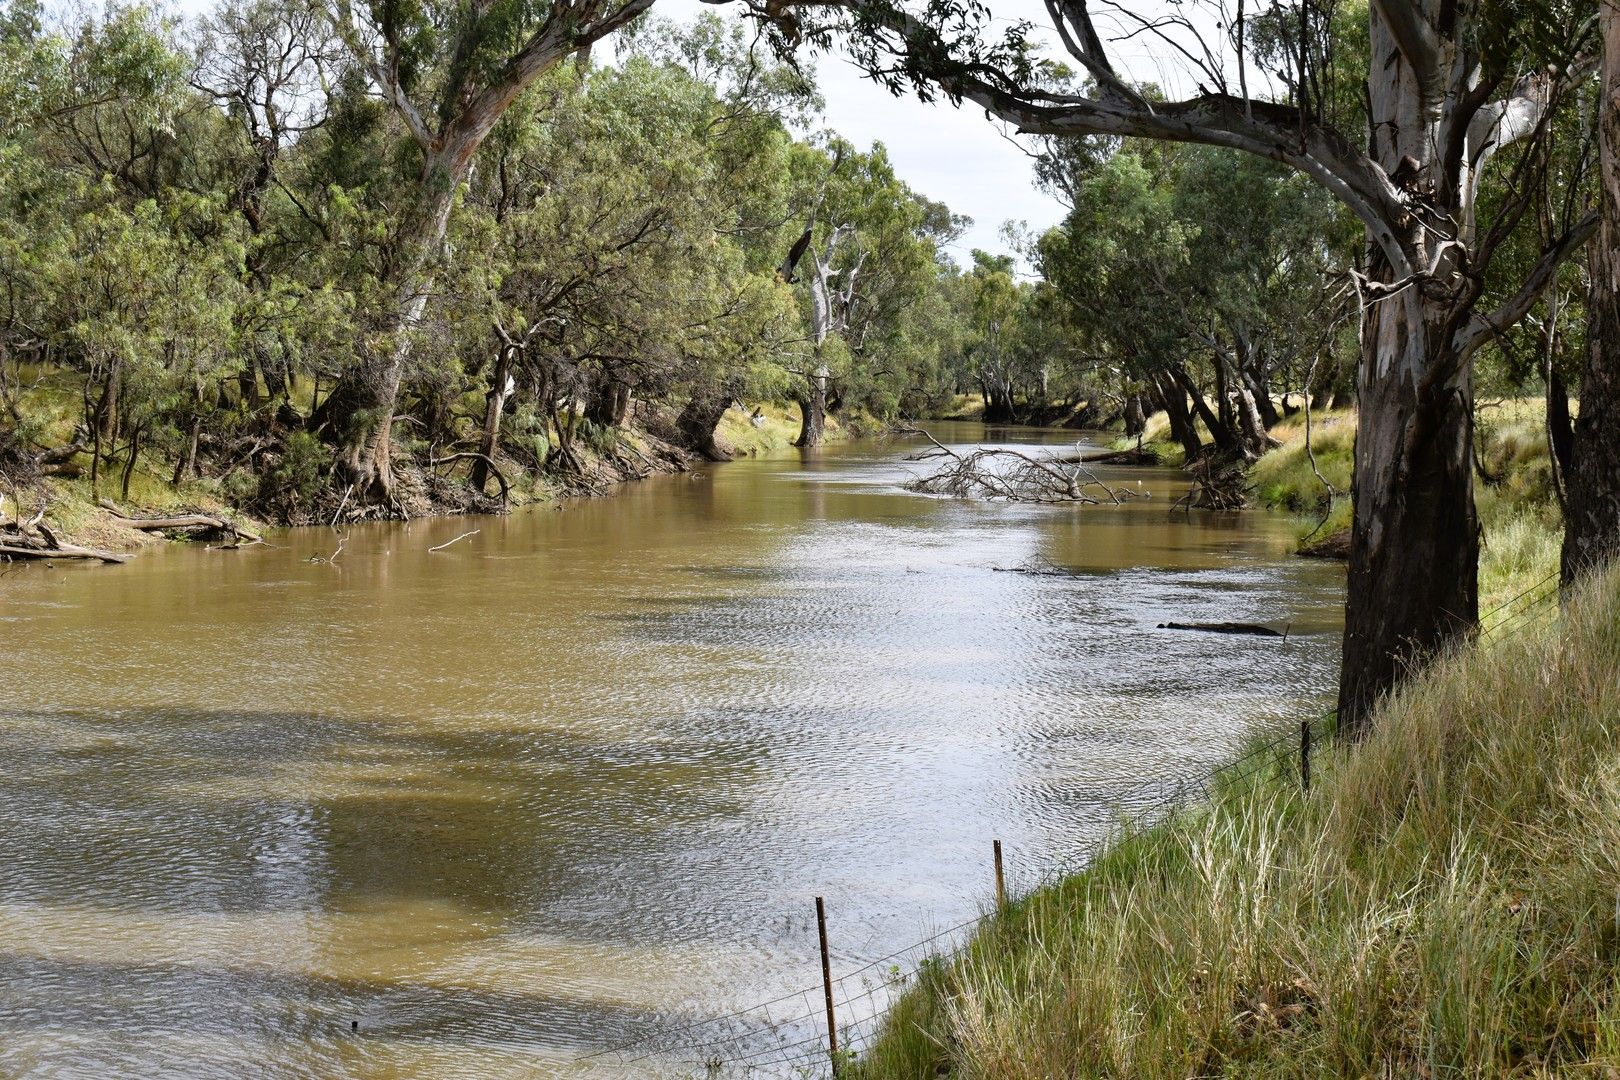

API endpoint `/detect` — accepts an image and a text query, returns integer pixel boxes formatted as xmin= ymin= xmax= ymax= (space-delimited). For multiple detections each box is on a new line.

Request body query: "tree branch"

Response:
xmin=1454 ymin=208 xmax=1599 ymax=362
xmin=1368 ymin=0 xmax=1442 ymax=103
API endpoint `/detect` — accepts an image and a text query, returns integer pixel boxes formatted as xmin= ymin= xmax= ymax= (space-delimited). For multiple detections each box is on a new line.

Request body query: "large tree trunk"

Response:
xmin=1236 ymin=329 xmax=1280 ymax=428
xmin=1123 ymin=391 xmax=1146 ymax=437
xmin=1232 ymin=384 xmax=1275 ymax=461
xmin=1337 ymin=297 xmax=1478 ymax=733
xmin=1169 ymin=364 xmax=1240 ymax=457
xmin=677 ymin=379 xmax=740 ymax=461
xmin=472 ymin=342 xmax=517 ymax=492
xmin=1152 ymin=371 xmax=1202 ymax=460
xmin=1563 ymin=11 xmax=1620 ymax=585
xmin=316 ymin=164 xmax=458 ymax=505
xmin=979 ymin=371 xmax=1016 ymax=423
xmin=584 ymin=375 xmax=630 ymax=427
xmin=1333 ymin=7 xmax=1490 ymax=735
xmin=795 ymin=365 xmax=829 ymax=447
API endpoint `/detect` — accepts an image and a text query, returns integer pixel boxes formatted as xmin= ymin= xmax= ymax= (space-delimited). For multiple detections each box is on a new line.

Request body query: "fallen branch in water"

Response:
xmin=428 ymin=529 xmax=479 ymax=552
xmin=991 ymin=554 xmax=1077 ymax=576
xmin=897 ymin=426 xmax=1140 ymax=505
xmin=1065 ymin=447 xmax=1157 ymax=466
xmin=308 ymin=531 xmax=347 ymax=565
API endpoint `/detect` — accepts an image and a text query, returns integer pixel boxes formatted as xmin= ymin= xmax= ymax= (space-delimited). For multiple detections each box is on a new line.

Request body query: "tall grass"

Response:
xmin=851 ymin=563 xmax=1620 ymax=1078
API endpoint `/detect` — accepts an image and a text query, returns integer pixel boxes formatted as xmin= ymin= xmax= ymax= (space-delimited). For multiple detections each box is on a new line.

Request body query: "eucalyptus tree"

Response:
xmin=747 ymin=0 xmax=1602 ymax=729
xmin=319 ymin=0 xmax=657 ymax=505
xmin=780 ymin=138 xmax=958 ymax=444
xmin=1036 ymin=147 xmax=1208 ymax=451
xmin=1172 ymin=147 xmax=1353 ymax=447
xmin=457 ymin=55 xmax=800 ymax=470
xmin=192 ymin=0 xmax=338 ymax=408
xmin=962 ymin=250 xmax=1023 ymax=422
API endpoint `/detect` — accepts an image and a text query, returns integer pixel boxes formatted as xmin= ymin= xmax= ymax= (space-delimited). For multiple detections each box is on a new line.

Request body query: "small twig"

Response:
xmin=428 ymin=529 xmax=479 ymax=553
xmin=309 ymin=530 xmax=347 ymax=565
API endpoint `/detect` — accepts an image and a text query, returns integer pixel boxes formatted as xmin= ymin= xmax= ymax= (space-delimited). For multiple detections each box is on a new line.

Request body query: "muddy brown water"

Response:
xmin=0 ymin=422 xmax=1343 ymax=1078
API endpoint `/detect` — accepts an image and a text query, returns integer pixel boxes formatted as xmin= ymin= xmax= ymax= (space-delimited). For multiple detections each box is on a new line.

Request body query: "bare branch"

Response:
xmin=898 ymin=427 xmax=1139 ymax=504
xmin=1455 ymin=208 xmax=1599 ymax=362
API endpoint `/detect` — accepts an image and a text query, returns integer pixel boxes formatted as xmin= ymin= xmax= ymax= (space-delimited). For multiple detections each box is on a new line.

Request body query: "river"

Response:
xmin=0 ymin=422 xmax=1343 ymax=1078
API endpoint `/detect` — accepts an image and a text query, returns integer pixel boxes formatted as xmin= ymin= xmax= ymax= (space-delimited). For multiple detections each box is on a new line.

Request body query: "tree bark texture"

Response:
xmin=1563 ymin=5 xmax=1620 ymax=585
xmin=796 ymin=365 xmax=828 ymax=448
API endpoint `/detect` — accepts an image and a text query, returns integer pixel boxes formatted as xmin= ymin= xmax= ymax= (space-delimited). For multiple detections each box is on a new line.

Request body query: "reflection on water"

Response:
xmin=0 ymin=423 xmax=1343 ymax=1077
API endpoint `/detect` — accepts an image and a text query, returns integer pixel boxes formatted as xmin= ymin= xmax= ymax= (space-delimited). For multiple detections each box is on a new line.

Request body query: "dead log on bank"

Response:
xmin=0 ymin=500 xmax=127 ymax=563
xmin=0 ymin=541 xmax=128 ymax=563
xmin=98 ymin=500 xmax=261 ymax=543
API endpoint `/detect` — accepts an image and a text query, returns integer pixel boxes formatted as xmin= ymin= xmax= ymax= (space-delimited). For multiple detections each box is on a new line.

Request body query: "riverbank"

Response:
xmin=1105 ymin=399 xmax=1562 ymax=614
xmin=850 ymin=560 xmax=1620 ymax=1078
xmin=0 ymin=375 xmax=867 ymax=560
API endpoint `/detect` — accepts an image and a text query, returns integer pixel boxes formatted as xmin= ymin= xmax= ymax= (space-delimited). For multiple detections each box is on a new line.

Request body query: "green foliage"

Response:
xmin=0 ymin=1 xmax=980 ymax=516
xmin=262 ymin=428 xmax=326 ymax=508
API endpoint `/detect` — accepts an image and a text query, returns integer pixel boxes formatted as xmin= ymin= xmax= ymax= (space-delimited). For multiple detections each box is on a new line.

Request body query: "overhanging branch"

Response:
xmin=1454 ymin=208 xmax=1599 ymax=362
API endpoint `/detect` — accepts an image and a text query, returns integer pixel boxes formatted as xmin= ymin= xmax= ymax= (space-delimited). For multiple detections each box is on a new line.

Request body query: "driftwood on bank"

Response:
xmin=0 ymin=541 xmax=127 ymax=563
xmin=0 ymin=499 xmax=127 ymax=563
xmin=98 ymin=500 xmax=261 ymax=543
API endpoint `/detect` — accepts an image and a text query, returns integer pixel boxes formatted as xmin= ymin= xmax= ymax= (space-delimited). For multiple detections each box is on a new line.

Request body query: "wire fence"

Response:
xmin=579 ymin=577 xmax=1567 ymax=1078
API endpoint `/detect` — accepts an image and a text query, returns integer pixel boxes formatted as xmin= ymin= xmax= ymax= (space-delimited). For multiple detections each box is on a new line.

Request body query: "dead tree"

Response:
xmin=901 ymin=427 xmax=1136 ymax=504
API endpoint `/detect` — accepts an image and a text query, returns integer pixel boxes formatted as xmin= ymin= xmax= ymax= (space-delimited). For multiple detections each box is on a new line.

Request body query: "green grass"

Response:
xmin=714 ymin=401 xmax=863 ymax=455
xmin=1249 ymin=411 xmax=1356 ymax=512
xmin=849 ymin=560 xmax=1620 ymax=1079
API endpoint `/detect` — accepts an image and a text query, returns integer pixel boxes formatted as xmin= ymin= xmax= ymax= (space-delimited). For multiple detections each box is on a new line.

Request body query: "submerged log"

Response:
xmin=1067 ymin=448 xmax=1158 ymax=466
xmin=1158 ymin=621 xmax=1285 ymax=637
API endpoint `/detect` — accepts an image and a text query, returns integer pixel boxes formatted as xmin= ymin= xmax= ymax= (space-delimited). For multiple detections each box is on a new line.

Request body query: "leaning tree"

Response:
xmin=732 ymin=0 xmax=1600 ymax=732
xmin=320 ymin=0 xmax=655 ymax=505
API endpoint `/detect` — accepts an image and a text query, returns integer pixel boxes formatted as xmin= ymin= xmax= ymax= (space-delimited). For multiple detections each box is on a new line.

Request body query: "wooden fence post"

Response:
xmin=1301 ymin=719 xmax=1312 ymax=793
xmin=993 ymin=840 xmax=1007 ymax=911
xmin=817 ymin=896 xmax=839 ymax=1076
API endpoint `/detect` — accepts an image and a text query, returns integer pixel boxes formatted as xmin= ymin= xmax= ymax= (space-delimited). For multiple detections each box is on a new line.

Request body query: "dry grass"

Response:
xmin=851 ymin=562 xmax=1620 ymax=1079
